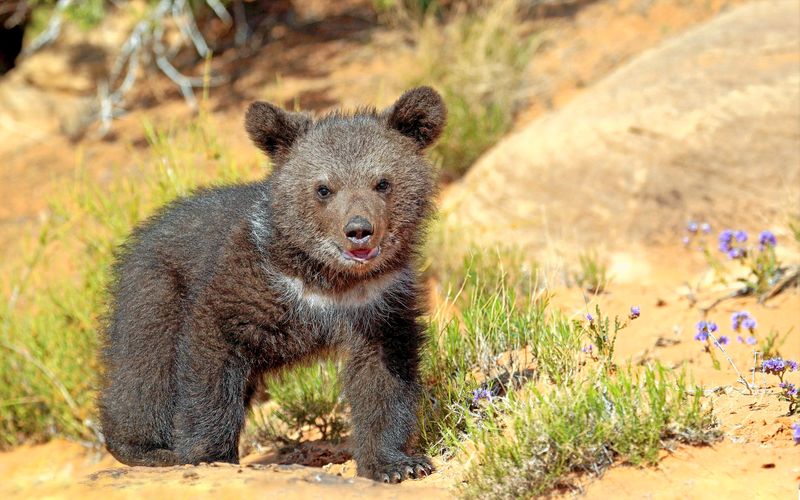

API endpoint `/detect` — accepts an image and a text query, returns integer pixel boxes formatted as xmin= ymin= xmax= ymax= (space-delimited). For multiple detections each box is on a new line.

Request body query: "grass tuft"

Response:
xmin=461 ymin=364 xmax=718 ymax=499
xmin=402 ymin=0 xmax=536 ymax=181
xmin=574 ymin=250 xmax=610 ymax=294
xmin=419 ymin=255 xmax=719 ymax=498
xmin=253 ymin=360 xmax=348 ymax=445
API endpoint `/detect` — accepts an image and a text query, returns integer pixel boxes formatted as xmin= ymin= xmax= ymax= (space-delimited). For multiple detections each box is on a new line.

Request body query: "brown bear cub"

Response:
xmin=98 ymin=87 xmax=446 ymax=483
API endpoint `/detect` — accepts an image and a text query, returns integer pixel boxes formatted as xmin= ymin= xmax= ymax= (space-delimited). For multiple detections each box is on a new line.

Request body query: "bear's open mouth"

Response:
xmin=343 ymin=246 xmax=381 ymax=263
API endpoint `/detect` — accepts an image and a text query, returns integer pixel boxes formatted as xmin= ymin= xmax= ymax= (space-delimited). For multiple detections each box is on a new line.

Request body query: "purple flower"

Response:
xmin=687 ymin=221 xmax=698 ymax=233
xmin=718 ymin=230 xmax=734 ymax=252
xmin=734 ymin=230 xmax=748 ymax=243
xmin=780 ymin=382 xmax=799 ymax=398
xmin=787 ymin=360 xmax=799 ymax=372
xmin=727 ymin=248 xmax=744 ymax=259
xmin=737 ymin=335 xmax=745 ymax=343
xmin=759 ymin=230 xmax=777 ymax=250
xmin=582 ymin=344 xmax=594 ymax=354
xmin=731 ymin=311 xmax=751 ymax=331
xmin=793 ymin=423 xmax=800 ymax=445
xmin=716 ymin=335 xmax=729 ymax=346
xmin=746 ymin=336 xmax=757 ymax=345
xmin=630 ymin=306 xmax=640 ymax=319
xmin=763 ymin=358 xmax=788 ymax=377
xmin=695 ymin=320 xmax=717 ymax=341
xmin=472 ymin=388 xmax=493 ymax=404
xmin=700 ymin=222 xmax=712 ymax=234
xmin=742 ymin=317 xmax=757 ymax=332
xmin=682 ymin=235 xmax=690 ymax=246
xmin=586 ymin=313 xmax=594 ymax=322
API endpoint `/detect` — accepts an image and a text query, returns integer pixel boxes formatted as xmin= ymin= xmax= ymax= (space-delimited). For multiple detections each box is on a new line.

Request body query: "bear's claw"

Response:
xmin=373 ymin=456 xmax=434 ymax=483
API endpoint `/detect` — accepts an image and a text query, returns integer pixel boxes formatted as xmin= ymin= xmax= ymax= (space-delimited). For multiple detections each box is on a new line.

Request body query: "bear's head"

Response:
xmin=245 ymin=87 xmax=446 ymax=276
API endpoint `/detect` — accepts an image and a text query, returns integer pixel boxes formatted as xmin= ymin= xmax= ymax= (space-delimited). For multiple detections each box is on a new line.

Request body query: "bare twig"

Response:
xmin=206 ymin=0 xmax=232 ymax=25
xmin=232 ymin=0 xmax=249 ymax=46
xmin=25 ymin=0 xmax=234 ymax=136
xmin=699 ymin=287 xmax=750 ymax=315
xmin=707 ymin=331 xmax=753 ymax=395
xmin=22 ymin=0 xmax=72 ymax=55
xmin=760 ymin=265 xmax=800 ymax=303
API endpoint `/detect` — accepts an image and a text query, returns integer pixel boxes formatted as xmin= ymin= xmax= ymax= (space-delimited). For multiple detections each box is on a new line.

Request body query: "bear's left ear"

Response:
xmin=385 ymin=86 xmax=447 ymax=150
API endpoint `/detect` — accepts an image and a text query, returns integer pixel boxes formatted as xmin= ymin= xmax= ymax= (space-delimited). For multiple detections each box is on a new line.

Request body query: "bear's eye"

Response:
xmin=375 ymin=179 xmax=390 ymax=193
xmin=317 ymin=185 xmax=332 ymax=199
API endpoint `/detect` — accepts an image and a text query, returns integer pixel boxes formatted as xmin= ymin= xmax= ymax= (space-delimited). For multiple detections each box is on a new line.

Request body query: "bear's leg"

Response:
xmin=99 ymin=264 xmax=185 ymax=467
xmin=342 ymin=316 xmax=433 ymax=483
xmin=172 ymin=331 xmax=251 ymax=464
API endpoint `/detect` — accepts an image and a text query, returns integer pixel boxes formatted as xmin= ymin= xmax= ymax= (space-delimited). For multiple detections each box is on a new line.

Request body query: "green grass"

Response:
xmin=574 ymin=250 xmax=610 ymax=294
xmin=251 ymin=360 xmax=348 ymax=446
xmin=461 ymin=365 xmax=718 ymax=499
xmin=417 ymin=255 xmax=718 ymax=498
xmin=402 ymin=0 xmax=536 ymax=181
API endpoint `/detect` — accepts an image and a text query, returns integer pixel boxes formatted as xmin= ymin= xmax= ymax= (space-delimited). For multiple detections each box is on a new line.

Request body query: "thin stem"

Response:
xmin=707 ymin=332 xmax=753 ymax=395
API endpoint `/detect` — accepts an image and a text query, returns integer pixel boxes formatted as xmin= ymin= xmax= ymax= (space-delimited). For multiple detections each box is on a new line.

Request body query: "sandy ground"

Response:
xmin=2 ymin=258 xmax=798 ymax=498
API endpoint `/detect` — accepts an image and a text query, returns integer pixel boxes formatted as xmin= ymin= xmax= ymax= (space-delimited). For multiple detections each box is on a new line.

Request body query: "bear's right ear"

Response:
xmin=245 ymin=102 xmax=312 ymax=163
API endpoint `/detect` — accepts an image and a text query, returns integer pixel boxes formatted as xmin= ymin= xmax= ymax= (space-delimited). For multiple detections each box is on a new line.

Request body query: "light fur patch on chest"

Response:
xmin=279 ymin=269 xmax=408 ymax=310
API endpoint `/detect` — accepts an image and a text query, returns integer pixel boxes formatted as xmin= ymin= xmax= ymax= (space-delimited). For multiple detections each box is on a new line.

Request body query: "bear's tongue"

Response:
xmin=350 ymin=248 xmax=373 ymax=259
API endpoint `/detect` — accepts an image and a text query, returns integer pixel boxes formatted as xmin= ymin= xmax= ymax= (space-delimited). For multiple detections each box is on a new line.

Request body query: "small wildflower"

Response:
xmin=700 ymin=222 xmax=711 ymax=234
xmin=716 ymin=335 xmax=729 ymax=346
xmin=746 ymin=336 xmax=757 ymax=345
xmin=687 ymin=221 xmax=698 ymax=233
xmin=736 ymin=335 xmax=744 ymax=343
xmin=793 ymin=423 xmax=800 ymax=445
xmin=758 ymin=230 xmax=777 ymax=250
xmin=630 ymin=306 xmax=640 ymax=319
xmin=742 ymin=317 xmax=757 ymax=332
xmin=718 ymin=229 xmax=734 ymax=252
xmin=734 ymin=230 xmax=748 ymax=243
xmin=780 ymin=382 xmax=799 ymax=398
xmin=731 ymin=311 xmax=751 ymax=331
xmin=695 ymin=320 xmax=717 ymax=341
xmin=472 ymin=388 xmax=493 ymax=404
xmin=762 ymin=358 xmax=797 ymax=381
xmin=582 ymin=344 xmax=594 ymax=354
xmin=763 ymin=358 xmax=786 ymax=374
xmin=586 ymin=313 xmax=594 ymax=322
xmin=727 ymin=247 xmax=744 ymax=259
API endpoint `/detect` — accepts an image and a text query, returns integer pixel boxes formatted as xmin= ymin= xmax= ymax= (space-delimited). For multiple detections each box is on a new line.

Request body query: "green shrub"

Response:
xmin=403 ymin=0 xmax=536 ymax=181
xmin=461 ymin=365 xmax=719 ymax=499
xmin=417 ymin=255 xmax=719 ymax=497
xmin=256 ymin=360 xmax=348 ymax=444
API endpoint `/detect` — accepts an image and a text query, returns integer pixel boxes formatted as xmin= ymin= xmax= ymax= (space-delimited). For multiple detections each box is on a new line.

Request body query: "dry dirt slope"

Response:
xmin=442 ymin=0 xmax=800 ymax=257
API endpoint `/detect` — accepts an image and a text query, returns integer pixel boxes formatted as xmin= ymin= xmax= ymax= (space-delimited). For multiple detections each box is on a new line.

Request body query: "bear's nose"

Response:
xmin=344 ymin=216 xmax=373 ymax=243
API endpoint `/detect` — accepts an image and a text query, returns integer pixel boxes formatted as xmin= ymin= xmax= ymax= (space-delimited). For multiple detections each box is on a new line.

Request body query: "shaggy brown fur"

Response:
xmin=98 ymin=87 xmax=446 ymax=483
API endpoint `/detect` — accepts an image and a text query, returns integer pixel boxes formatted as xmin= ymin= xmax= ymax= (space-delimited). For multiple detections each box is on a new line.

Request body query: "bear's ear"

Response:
xmin=385 ymin=86 xmax=447 ymax=150
xmin=245 ymin=101 xmax=312 ymax=163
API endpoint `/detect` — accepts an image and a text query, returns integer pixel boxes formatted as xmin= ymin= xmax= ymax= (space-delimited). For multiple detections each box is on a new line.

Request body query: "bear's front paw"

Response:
xmin=372 ymin=455 xmax=434 ymax=483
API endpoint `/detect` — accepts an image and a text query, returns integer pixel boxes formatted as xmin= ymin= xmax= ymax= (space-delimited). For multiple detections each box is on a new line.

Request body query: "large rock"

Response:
xmin=441 ymin=0 xmax=800 ymax=256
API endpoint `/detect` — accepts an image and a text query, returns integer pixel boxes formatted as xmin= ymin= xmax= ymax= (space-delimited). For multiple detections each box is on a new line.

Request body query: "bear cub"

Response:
xmin=98 ymin=87 xmax=446 ymax=483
